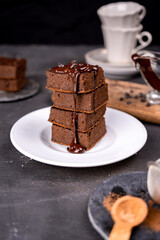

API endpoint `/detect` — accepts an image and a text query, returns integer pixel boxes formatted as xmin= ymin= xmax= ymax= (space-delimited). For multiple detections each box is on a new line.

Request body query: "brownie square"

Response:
xmin=46 ymin=66 xmax=105 ymax=93
xmin=0 ymin=56 xmax=26 ymax=80
xmin=51 ymin=117 xmax=106 ymax=150
xmin=49 ymin=104 xmax=106 ymax=132
xmin=0 ymin=78 xmax=27 ymax=92
xmin=52 ymin=83 xmax=108 ymax=113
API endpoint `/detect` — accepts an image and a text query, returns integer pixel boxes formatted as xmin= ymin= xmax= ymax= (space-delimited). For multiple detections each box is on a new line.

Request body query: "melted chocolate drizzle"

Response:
xmin=51 ymin=61 xmax=98 ymax=154
xmin=132 ymin=53 xmax=160 ymax=92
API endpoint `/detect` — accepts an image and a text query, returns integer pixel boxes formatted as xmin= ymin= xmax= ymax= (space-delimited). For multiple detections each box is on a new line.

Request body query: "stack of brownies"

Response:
xmin=0 ymin=56 xmax=26 ymax=92
xmin=46 ymin=61 xmax=108 ymax=153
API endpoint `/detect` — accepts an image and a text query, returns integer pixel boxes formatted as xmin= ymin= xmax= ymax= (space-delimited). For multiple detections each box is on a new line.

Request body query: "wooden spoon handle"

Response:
xmin=109 ymin=223 xmax=132 ymax=240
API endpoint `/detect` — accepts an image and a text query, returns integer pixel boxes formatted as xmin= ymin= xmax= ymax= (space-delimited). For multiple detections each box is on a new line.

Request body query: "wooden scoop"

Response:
xmin=109 ymin=195 xmax=148 ymax=240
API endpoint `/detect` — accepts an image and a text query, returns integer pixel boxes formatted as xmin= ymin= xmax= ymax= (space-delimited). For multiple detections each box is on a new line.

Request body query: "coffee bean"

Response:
xmin=134 ymin=95 xmax=138 ymax=99
xmin=138 ymin=92 xmax=146 ymax=98
xmin=141 ymin=98 xmax=146 ymax=102
xmin=126 ymin=101 xmax=131 ymax=104
xmin=124 ymin=92 xmax=131 ymax=98
xmin=146 ymin=102 xmax=151 ymax=107
xmin=119 ymin=97 xmax=124 ymax=101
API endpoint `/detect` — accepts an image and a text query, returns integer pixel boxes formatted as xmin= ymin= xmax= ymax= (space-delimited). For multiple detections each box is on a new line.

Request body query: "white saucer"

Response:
xmin=85 ymin=48 xmax=139 ymax=79
xmin=10 ymin=107 xmax=147 ymax=168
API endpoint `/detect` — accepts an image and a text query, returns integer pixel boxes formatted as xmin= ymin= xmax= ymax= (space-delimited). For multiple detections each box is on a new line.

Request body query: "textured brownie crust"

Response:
xmin=52 ymin=83 xmax=108 ymax=113
xmin=51 ymin=117 xmax=106 ymax=150
xmin=0 ymin=56 xmax=26 ymax=80
xmin=49 ymin=104 xmax=106 ymax=132
xmin=46 ymin=67 xmax=105 ymax=93
xmin=0 ymin=78 xmax=26 ymax=92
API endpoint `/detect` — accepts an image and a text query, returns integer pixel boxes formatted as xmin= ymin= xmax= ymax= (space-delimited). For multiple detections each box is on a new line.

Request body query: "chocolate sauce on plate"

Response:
xmin=132 ymin=53 xmax=160 ymax=92
xmin=51 ymin=61 xmax=98 ymax=154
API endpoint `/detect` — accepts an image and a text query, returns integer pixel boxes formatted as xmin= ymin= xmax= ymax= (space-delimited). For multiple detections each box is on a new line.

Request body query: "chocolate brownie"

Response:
xmin=0 ymin=56 xmax=26 ymax=80
xmin=0 ymin=78 xmax=26 ymax=92
xmin=46 ymin=64 xmax=105 ymax=93
xmin=47 ymin=61 xmax=107 ymax=153
xmin=49 ymin=104 xmax=106 ymax=132
xmin=52 ymin=83 xmax=108 ymax=113
xmin=51 ymin=117 xmax=106 ymax=150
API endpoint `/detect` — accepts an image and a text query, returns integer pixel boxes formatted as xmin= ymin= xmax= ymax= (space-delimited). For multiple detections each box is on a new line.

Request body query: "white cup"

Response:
xmin=97 ymin=2 xmax=146 ymax=28
xmin=101 ymin=24 xmax=152 ymax=64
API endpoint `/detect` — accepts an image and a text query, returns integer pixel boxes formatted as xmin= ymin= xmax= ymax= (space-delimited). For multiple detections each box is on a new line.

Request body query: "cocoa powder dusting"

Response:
xmin=148 ymin=199 xmax=154 ymax=207
xmin=143 ymin=199 xmax=160 ymax=232
xmin=103 ymin=192 xmax=123 ymax=212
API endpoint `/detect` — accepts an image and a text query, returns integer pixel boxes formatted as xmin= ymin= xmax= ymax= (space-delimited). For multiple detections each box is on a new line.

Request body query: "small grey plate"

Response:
xmin=88 ymin=172 xmax=160 ymax=240
xmin=0 ymin=78 xmax=40 ymax=102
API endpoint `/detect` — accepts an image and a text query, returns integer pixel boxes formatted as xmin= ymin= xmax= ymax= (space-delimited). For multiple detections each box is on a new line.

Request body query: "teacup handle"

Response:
xmin=139 ymin=6 xmax=146 ymax=21
xmin=133 ymin=31 xmax=152 ymax=53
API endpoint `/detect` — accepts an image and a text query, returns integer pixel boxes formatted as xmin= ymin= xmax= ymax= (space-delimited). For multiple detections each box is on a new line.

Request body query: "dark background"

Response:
xmin=0 ymin=0 xmax=158 ymax=45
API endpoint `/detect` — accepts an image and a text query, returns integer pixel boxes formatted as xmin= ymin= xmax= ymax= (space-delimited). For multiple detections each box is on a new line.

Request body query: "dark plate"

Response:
xmin=0 ymin=78 xmax=40 ymax=102
xmin=88 ymin=172 xmax=160 ymax=240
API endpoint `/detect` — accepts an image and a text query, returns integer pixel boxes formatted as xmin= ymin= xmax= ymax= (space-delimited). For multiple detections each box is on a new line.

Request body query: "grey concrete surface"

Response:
xmin=0 ymin=45 xmax=159 ymax=240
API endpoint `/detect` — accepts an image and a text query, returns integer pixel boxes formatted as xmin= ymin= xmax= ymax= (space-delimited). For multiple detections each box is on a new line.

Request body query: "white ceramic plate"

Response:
xmin=10 ymin=107 xmax=147 ymax=168
xmin=85 ymin=48 xmax=139 ymax=79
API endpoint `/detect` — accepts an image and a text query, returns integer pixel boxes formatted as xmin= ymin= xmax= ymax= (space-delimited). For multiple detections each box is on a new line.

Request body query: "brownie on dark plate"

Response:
xmin=0 ymin=56 xmax=26 ymax=91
